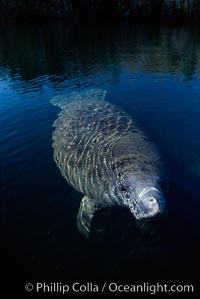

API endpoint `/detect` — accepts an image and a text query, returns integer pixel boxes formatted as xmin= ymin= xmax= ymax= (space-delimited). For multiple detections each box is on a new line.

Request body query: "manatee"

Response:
xmin=51 ymin=89 xmax=167 ymax=237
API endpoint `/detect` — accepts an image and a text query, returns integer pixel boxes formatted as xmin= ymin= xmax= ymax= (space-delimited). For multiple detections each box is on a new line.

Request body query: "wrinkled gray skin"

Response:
xmin=51 ymin=89 xmax=167 ymax=237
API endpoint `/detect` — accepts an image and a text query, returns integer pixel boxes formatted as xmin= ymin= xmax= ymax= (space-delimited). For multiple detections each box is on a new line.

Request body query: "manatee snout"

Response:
xmin=133 ymin=189 xmax=166 ymax=220
xmin=121 ymin=178 xmax=166 ymax=221
xmin=141 ymin=187 xmax=165 ymax=215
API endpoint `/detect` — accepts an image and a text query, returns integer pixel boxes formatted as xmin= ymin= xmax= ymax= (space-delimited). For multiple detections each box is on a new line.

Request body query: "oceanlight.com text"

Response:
xmin=25 ymin=282 xmax=194 ymax=295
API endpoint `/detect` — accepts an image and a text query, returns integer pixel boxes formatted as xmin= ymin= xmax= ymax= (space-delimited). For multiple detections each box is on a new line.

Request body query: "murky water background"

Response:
xmin=1 ymin=22 xmax=200 ymax=295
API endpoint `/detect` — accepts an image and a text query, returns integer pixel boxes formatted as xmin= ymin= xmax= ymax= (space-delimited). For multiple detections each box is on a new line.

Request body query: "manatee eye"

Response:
xmin=120 ymin=186 xmax=127 ymax=192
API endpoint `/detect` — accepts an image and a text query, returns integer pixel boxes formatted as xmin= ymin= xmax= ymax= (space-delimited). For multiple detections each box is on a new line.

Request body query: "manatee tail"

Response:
xmin=50 ymin=88 xmax=107 ymax=109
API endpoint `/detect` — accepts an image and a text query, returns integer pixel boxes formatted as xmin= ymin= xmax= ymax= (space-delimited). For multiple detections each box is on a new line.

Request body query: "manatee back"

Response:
xmin=52 ymin=98 xmax=132 ymax=197
xmin=52 ymin=90 xmax=163 ymax=204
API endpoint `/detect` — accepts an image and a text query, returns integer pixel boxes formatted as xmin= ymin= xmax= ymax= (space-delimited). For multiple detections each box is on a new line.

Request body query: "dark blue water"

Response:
xmin=1 ymin=22 xmax=200 ymax=295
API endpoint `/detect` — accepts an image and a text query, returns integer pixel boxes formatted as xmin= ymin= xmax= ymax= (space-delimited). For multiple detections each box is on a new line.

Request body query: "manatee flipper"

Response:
xmin=77 ymin=196 xmax=98 ymax=238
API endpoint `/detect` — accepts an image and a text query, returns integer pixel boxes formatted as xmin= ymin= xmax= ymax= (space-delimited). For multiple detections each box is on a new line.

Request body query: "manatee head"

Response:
xmin=116 ymin=174 xmax=166 ymax=220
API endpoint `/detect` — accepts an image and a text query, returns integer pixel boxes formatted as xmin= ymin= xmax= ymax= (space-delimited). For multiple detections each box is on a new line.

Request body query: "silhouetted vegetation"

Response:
xmin=0 ymin=0 xmax=200 ymax=22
